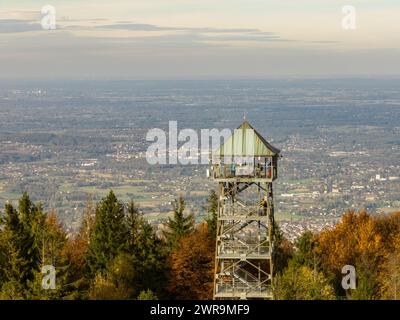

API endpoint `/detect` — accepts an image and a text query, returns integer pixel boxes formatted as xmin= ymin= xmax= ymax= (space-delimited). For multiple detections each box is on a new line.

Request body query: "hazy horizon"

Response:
xmin=1 ymin=0 xmax=400 ymax=79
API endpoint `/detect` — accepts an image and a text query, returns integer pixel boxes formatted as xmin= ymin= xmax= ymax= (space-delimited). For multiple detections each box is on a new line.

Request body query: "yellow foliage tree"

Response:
xmin=316 ymin=210 xmax=384 ymax=278
xmin=379 ymin=232 xmax=400 ymax=299
xmin=274 ymin=263 xmax=335 ymax=300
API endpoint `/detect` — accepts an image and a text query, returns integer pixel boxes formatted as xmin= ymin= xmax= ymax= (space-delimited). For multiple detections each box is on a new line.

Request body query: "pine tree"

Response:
xmin=18 ymin=193 xmax=46 ymax=283
xmin=0 ymin=203 xmax=24 ymax=285
xmin=163 ymin=196 xmax=194 ymax=247
xmin=0 ymin=229 xmax=26 ymax=297
xmin=273 ymin=223 xmax=294 ymax=275
xmin=292 ymin=231 xmax=318 ymax=269
xmin=205 ymin=190 xmax=218 ymax=237
xmin=86 ymin=190 xmax=129 ymax=276
xmin=0 ymin=194 xmax=46 ymax=288
xmin=125 ymin=200 xmax=167 ymax=297
xmin=26 ymin=211 xmax=68 ymax=299
xmin=132 ymin=220 xmax=167 ymax=297
xmin=3 ymin=203 xmax=20 ymax=233
xmin=0 ymin=194 xmax=48 ymax=298
xmin=126 ymin=200 xmax=142 ymax=249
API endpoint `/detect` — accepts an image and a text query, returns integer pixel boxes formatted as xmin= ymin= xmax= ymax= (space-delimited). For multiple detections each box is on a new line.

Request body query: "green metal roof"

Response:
xmin=215 ymin=121 xmax=280 ymax=157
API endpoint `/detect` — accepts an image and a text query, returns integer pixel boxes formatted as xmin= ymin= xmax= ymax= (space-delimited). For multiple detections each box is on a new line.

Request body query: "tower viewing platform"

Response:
xmin=210 ymin=120 xmax=281 ymax=300
xmin=209 ymin=121 xmax=280 ymax=183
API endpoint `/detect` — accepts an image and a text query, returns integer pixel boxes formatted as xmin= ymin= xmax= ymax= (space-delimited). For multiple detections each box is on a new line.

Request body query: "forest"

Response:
xmin=0 ymin=190 xmax=399 ymax=300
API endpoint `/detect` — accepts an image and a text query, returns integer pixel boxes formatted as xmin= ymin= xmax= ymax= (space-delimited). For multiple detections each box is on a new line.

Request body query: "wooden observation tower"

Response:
xmin=209 ymin=121 xmax=280 ymax=299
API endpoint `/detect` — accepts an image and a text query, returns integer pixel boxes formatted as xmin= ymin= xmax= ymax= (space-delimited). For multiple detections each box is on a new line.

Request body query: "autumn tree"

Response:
xmin=374 ymin=211 xmax=400 ymax=252
xmin=379 ymin=231 xmax=400 ymax=299
xmin=61 ymin=199 xmax=95 ymax=298
xmin=316 ymin=210 xmax=384 ymax=299
xmin=38 ymin=211 xmax=67 ymax=267
xmin=374 ymin=209 xmax=400 ymax=299
xmin=274 ymin=261 xmax=335 ymax=300
xmin=89 ymin=253 xmax=135 ymax=300
xmin=167 ymin=223 xmax=214 ymax=299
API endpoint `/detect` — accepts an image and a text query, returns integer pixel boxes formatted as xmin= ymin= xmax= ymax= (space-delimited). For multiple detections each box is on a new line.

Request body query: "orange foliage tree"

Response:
xmin=60 ymin=201 xmax=95 ymax=298
xmin=314 ymin=209 xmax=400 ymax=299
xmin=316 ymin=210 xmax=384 ymax=278
xmin=167 ymin=222 xmax=215 ymax=299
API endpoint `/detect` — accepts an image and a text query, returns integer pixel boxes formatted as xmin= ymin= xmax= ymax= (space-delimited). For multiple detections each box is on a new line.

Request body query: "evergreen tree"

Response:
xmin=0 ymin=229 xmax=26 ymax=297
xmin=125 ymin=200 xmax=167 ymax=298
xmin=26 ymin=211 xmax=68 ymax=300
xmin=163 ymin=196 xmax=194 ymax=247
xmin=0 ymin=194 xmax=50 ymax=298
xmin=126 ymin=200 xmax=142 ymax=249
xmin=18 ymin=193 xmax=46 ymax=283
xmin=273 ymin=223 xmax=294 ymax=274
xmin=0 ymin=203 xmax=25 ymax=286
xmin=205 ymin=190 xmax=218 ymax=237
xmin=132 ymin=220 xmax=167 ymax=297
xmin=86 ymin=190 xmax=129 ymax=276
xmin=3 ymin=203 xmax=20 ymax=233
xmin=292 ymin=231 xmax=318 ymax=269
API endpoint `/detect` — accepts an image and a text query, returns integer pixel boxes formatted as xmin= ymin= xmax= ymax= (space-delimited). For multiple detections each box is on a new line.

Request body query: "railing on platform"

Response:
xmin=210 ymin=163 xmax=272 ymax=179
xmin=218 ymin=242 xmax=270 ymax=256
xmin=215 ymin=279 xmax=272 ymax=297
xmin=221 ymin=203 xmax=267 ymax=218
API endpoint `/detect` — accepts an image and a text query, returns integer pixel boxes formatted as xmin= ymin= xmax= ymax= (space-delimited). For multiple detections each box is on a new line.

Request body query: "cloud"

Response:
xmin=91 ymin=22 xmax=289 ymax=43
xmin=95 ymin=23 xmax=167 ymax=31
xmin=0 ymin=19 xmax=43 ymax=33
xmin=95 ymin=22 xmax=261 ymax=34
xmin=0 ymin=18 xmax=288 ymax=44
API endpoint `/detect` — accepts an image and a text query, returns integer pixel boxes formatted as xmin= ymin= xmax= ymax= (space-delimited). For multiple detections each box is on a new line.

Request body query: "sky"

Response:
xmin=0 ymin=0 xmax=400 ymax=79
